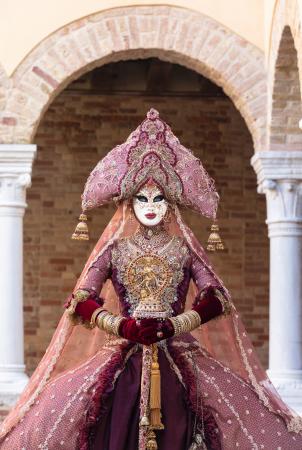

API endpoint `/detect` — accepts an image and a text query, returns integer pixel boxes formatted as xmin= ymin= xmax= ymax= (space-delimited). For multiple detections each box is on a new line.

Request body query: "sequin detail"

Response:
xmin=112 ymin=230 xmax=190 ymax=317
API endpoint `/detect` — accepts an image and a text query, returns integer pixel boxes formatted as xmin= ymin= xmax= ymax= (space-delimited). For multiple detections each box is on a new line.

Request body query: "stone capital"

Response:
xmin=251 ymin=151 xmax=302 ymax=235
xmin=251 ymin=151 xmax=302 ymax=186
xmin=0 ymin=144 xmax=37 ymax=210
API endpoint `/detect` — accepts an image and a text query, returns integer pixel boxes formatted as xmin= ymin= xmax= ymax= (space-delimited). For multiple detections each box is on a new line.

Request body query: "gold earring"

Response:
xmin=71 ymin=212 xmax=89 ymax=241
xmin=206 ymin=219 xmax=224 ymax=251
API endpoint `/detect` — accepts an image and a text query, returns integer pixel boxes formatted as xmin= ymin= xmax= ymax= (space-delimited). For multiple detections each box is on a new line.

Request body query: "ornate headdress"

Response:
xmin=72 ymin=108 xmax=223 ymax=249
xmin=82 ymin=108 xmax=218 ymax=217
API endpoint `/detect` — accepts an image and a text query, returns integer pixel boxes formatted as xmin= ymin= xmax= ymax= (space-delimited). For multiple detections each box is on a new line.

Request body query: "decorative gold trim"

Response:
xmin=170 ymin=310 xmax=201 ymax=336
xmin=96 ymin=311 xmax=125 ymax=337
xmin=66 ymin=289 xmax=90 ymax=316
xmin=90 ymin=307 xmax=106 ymax=329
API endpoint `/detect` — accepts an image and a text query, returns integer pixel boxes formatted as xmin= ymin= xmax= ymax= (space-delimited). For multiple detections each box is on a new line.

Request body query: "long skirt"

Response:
xmin=0 ymin=335 xmax=302 ymax=450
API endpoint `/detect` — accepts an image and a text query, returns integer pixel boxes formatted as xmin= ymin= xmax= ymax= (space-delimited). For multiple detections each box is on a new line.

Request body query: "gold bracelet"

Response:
xmin=96 ymin=311 xmax=110 ymax=330
xmin=170 ymin=310 xmax=201 ymax=336
xmin=96 ymin=311 xmax=124 ymax=337
xmin=90 ymin=307 xmax=106 ymax=329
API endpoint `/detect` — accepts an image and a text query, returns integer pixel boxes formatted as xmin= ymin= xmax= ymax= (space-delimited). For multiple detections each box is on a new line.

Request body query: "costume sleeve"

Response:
xmin=65 ymin=244 xmax=113 ymax=322
xmin=190 ymin=250 xmax=231 ymax=324
xmin=77 ymin=243 xmax=113 ymax=297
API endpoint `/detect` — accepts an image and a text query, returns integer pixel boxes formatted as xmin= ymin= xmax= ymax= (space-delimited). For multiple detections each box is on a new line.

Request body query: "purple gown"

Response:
xmin=1 ymin=226 xmax=302 ymax=450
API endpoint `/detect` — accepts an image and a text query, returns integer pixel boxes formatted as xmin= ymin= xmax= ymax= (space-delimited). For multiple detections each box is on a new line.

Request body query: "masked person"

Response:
xmin=1 ymin=109 xmax=302 ymax=450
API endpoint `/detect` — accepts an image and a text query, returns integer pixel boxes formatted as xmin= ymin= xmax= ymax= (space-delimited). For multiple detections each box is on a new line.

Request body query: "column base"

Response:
xmin=0 ymin=365 xmax=29 ymax=407
xmin=267 ymin=369 xmax=302 ymax=415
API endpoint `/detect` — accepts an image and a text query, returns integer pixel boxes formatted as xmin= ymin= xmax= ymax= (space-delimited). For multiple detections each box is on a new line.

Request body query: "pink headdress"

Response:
xmin=82 ymin=108 xmax=219 ymax=219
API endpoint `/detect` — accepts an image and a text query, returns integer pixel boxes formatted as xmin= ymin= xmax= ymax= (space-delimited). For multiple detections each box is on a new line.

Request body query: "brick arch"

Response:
xmin=0 ymin=6 xmax=266 ymax=150
xmin=267 ymin=0 xmax=302 ymax=149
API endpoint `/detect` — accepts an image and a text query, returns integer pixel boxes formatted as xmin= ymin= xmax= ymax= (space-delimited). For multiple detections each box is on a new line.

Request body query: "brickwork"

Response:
xmin=267 ymin=0 xmax=302 ymax=150
xmin=23 ymin=83 xmax=269 ymax=375
xmin=0 ymin=6 xmax=267 ymax=150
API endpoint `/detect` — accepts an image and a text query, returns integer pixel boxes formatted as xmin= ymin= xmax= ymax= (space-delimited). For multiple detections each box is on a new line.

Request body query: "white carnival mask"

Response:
xmin=132 ymin=185 xmax=168 ymax=227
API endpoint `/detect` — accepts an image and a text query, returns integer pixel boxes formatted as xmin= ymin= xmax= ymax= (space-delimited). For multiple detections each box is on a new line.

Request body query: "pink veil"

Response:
xmin=1 ymin=201 xmax=302 ymax=438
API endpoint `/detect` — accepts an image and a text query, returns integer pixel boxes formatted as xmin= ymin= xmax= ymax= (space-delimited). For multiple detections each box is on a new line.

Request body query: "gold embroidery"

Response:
xmin=126 ymin=254 xmax=173 ymax=318
xmin=112 ymin=232 xmax=189 ymax=317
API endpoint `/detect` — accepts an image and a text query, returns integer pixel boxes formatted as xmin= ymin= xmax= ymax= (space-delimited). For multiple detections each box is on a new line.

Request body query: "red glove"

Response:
xmin=64 ymin=291 xmax=103 ymax=323
xmin=138 ymin=318 xmax=174 ymax=345
xmin=74 ymin=299 xmax=101 ymax=322
xmin=192 ymin=287 xmax=223 ymax=324
xmin=118 ymin=318 xmax=145 ymax=344
xmin=119 ymin=318 xmax=174 ymax=345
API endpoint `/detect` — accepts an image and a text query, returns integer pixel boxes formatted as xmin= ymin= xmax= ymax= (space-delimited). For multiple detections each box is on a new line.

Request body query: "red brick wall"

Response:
xmin=23 ymin=88 xmax=269 ymax=373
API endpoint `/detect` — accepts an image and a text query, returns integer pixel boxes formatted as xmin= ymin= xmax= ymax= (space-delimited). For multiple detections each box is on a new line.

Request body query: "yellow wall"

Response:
xmin=0 ymin=0 xmax=264 ymax=76
xmin=264 ymin=0 xmax=277 ymax=57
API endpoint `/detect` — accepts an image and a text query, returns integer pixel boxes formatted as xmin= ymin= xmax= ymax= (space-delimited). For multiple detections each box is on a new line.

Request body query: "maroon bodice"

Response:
xmin=79 ymin=225 xmax=222 ymax=319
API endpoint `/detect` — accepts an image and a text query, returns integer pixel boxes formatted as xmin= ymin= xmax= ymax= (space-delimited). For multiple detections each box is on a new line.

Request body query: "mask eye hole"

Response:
xmin=153 ymin=195 xmax=164 ymax=203
xmin=135 ymin=195 xmax=148 ymax=203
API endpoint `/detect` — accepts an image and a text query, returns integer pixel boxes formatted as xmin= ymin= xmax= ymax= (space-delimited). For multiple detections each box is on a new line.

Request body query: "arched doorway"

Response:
xmin=23 ymin=58 xmax=269 ymax=374
xmin=0 ymin=6 xmax=269 ymax=415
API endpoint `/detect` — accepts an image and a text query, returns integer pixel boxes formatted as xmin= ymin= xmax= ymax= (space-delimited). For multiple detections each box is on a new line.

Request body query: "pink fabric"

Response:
xmin=1 ymin=203 xmax=302 ymax=449
xmin=1 ymin=338 xmax=302 ymax=450
xmin=82 ymin=109 xmax=219 ymax=219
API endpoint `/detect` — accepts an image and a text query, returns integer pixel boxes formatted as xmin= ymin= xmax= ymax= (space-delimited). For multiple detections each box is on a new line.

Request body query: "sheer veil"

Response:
xmin=1 ymin=201 xmax=302 ymax=439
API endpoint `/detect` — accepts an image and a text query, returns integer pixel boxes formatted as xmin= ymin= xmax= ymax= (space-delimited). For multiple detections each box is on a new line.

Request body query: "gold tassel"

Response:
xmin=149 ymin=344 xmax=164 ymax=430
xmin=207 ymin=221 xmax=224 ymax=252
xmin=71 ymin=213 xmax=89 ymax=240
xmin=146 ymin=430 xmax=158 ymax=450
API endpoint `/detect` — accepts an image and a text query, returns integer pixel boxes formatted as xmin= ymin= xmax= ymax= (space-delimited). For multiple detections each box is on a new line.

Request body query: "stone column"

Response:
xmin=251 ymin=151 xmax=302 ymax=414
xmin=0 ymin=144 xmax=36 ymax=407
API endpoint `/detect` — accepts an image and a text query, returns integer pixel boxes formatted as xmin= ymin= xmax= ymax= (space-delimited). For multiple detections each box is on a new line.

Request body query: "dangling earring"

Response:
xmin=206 ymin=219 xmax=224 ymax=252
xmin=71 ymin=212 xmax=89 ymax=241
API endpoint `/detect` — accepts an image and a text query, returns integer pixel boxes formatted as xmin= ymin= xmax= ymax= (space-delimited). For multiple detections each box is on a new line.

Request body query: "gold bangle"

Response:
xmin=112 ymin=316 xmax=125 ymax=337
xmin=96 ymin=311 xmax=110 ymax=330
xmin=96 ymin=311 xmax=124 ymax=337
xmin=90 ymin=307 xmax=106 ymax=328
xmin=170 ymin=310 xmax=201 ymax=336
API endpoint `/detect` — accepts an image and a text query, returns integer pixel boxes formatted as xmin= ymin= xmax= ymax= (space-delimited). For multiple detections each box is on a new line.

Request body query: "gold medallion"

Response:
xmin=125 ymin=254 xmax=173 ymax=318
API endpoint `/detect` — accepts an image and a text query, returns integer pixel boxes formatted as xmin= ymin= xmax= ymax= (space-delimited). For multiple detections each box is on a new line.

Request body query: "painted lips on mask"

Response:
xmin=145 ymin=213 xmax=156 ymax=219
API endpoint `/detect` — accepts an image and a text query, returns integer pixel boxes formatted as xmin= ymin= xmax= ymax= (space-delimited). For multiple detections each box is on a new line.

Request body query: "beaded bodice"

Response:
xmin=111 ymin=225 xmax=190 ymax=318
xmin=79 ymin=224 xmax=224 ymax=319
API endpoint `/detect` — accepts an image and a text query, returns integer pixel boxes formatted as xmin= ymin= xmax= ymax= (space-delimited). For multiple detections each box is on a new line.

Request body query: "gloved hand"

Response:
xmin=118 ymin=318 xmax=145 ymax=344
xmin=192 ymin=287 xmax=223 ymax=324
xmin=74 ymin=299 xmax=101 ymax=322
xmin=64 ymin=290 xmax=103 ymax=323
xmin=118 ymin=318 xmax=174 ymax=345
xmin=138 ymin=318 xmax=175 ymax=345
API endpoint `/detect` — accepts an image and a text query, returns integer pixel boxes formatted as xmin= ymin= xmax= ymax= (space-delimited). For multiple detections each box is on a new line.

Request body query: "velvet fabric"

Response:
xmin=75 ymin=299 xmax=102 ymax=322
xmin=2 ymin=208 xmax=302 ymax=449
xmin=192 ymin=288 xmax=224 ymax=324
xmin=89 ymin=345 xmax=221 ymax=450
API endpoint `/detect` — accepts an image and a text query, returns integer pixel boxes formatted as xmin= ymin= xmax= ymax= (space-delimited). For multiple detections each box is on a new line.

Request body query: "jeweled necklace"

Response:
xmin=131 ymin=224 xmax=172 ymax=253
